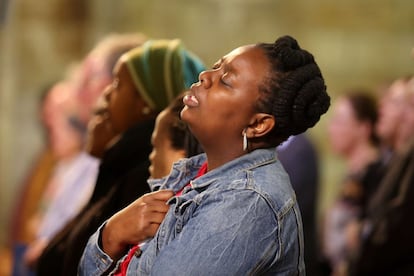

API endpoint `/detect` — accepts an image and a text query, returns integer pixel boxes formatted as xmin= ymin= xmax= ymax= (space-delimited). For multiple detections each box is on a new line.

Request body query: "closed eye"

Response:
xmin=220 ymin=72 xmax=231 ymax=87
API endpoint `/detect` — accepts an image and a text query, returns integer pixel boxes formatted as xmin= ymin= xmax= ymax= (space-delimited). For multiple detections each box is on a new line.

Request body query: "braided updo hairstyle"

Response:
xmin=256 ymin=35 xmax=330 ymax=145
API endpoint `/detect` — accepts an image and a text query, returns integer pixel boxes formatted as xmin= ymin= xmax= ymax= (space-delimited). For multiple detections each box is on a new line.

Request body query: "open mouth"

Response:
xmin=183 ymin=94 xmax=199 ymax=107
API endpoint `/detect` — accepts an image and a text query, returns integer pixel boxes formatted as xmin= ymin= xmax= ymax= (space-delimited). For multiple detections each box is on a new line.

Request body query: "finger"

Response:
xmin=146 ymin=223 xmax=162 ymax=237
xmin=144 ymin=190 xmax=174 ymax=201
xmin=144 ymin=212 xmax=169 ymax=224
xmin=144 ymin=201 xmax=171 ymax=213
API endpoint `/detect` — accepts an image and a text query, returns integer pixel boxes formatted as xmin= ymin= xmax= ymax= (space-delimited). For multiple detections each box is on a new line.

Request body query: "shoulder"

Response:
xmin=200 ymin=161 xmax=296 ymax=218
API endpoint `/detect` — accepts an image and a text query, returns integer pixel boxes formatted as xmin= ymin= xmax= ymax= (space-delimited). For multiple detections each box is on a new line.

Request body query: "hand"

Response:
xmin=102 ymin=190 xmax=174 ymax=259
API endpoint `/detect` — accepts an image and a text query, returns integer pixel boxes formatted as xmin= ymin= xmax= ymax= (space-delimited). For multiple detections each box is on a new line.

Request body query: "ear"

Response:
xmin=246 ymin=113 xmax=275 ymax=138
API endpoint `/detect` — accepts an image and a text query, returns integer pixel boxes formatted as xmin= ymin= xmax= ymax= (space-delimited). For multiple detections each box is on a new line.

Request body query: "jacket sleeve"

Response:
xmin=78 ymin=223 xmax=115 ymax=276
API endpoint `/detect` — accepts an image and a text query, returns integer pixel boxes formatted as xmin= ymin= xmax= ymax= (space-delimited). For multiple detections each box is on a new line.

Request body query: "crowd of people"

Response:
xmin=321 ymin=76 xmax=414 ymax=275
xmin=5 ymin=31 xmax=414 ymax=275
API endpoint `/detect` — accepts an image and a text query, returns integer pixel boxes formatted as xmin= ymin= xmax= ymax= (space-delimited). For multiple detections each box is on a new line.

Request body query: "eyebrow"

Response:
xmin=221 ymin=57 xmax=236 ymax=75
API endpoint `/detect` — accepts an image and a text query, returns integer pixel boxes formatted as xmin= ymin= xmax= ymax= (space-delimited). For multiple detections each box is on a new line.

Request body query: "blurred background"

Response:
xmin=0 ymin=0 xmax=413 ymax=272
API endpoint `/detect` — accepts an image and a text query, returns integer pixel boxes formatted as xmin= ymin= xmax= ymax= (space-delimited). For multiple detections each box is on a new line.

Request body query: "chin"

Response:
xmin=180 ymin=107 xmax=191 ymax=123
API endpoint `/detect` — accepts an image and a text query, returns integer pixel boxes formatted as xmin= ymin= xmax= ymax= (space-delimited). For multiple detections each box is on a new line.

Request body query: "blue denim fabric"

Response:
xmin=79 ymin=148 xmax=305 ymax=275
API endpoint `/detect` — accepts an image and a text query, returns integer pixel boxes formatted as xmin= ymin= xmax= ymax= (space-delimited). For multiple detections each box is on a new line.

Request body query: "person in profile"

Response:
xmin=79 ymin=35 xmax=330 ymax=275
xmin=36 ymin=39 xmax=205 ymax=276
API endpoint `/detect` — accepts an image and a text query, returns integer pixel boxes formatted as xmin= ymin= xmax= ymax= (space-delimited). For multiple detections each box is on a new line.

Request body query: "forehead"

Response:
xmin=223 ymin=45 xmax=269 ymax=80
xmin=335 ymin=97 xmax=353 ymax=112
xmin=153 ymin=109 xmax=171 ymax=139
xmin=113 ymin=57 xmax=126 ymax=76
xmin=387 ymin=81 xmax=408 ymax=102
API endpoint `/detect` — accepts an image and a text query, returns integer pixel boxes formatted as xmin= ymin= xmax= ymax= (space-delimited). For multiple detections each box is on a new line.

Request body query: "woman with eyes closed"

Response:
xmin=79 ymin=35 xmax=330 ymax=276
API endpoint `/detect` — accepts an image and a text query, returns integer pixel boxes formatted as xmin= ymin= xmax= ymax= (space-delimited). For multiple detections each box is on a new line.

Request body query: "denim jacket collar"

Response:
xmin=147 ymin=147 xmax=278 ymax=193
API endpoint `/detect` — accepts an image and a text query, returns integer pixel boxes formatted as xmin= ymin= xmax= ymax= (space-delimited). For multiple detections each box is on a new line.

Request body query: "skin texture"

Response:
xmin=102 ymin=190 xmax=174 ymax=260
xmin=181 ymin=45 xmax=275 ymax=170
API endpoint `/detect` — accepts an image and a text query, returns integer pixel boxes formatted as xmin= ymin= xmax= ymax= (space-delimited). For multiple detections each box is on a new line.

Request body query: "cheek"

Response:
xmin=328 ymin=125 xmax=353 ymax=151
xmin=149 ymin=151 xmax=168 ymax=178
xmin=406 ymin=112 xmax=414 ymax=127
xmin=205 ymin=100 xmax=248 ymax=129
xmin=108 ymin=102 xmax=129 ymax=133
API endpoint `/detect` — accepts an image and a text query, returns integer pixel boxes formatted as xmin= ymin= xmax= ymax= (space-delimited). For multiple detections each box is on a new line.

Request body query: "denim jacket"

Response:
xmin=79 ymin=148 xmax=305 ymax=275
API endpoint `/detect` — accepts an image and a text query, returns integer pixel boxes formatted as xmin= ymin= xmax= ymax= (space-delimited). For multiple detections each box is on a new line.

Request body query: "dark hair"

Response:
xmin=166 ymin=93 xmax=203 ymax=157
xmin=257 ymin=35 xmax=330 ymax=145
xmin=345 ymin=90 xmax=380 ymax=145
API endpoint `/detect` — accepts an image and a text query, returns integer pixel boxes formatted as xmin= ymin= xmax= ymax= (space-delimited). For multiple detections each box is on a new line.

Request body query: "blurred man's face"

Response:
xmin=396 ymin=80 xmax=414 ymax=149
xmin=376 ymin=80 xmax=408 ymax=149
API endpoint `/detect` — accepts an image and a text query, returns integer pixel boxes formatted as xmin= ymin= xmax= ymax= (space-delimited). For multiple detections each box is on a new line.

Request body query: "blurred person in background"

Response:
xmin=74 ymin=32 xmax=148 ymax=127
xmin=9 ymin=33 xmax=146 ymax=275
xmin=9 ymin=82 xmax=58 ymax=248
xmin=322 ymin=90 xmax=382 ymax=276
xmin=277 ymin=133 xmax=321 ymax=275
xmin=375 ymin=76 xmax=413 ymax=163
xmin=36 ymin=39 xmax=204 ymax=276
xmin=21 ymin=69 xmax=100 ymax=272
xmin=10 ymin=33 xmax=148 ymax=274
xmin=349 ymin=76 xmax=414 ymax=276
xmin=7 ymin=81 xmax=60 ymax=276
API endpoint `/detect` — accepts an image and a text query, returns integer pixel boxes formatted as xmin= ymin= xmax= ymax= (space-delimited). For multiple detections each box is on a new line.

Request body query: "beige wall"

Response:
xmin=1 ymin=0 xmax=413 ymax=244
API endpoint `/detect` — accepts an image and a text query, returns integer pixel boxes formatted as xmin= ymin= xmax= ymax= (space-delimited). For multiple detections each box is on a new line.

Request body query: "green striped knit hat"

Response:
xmin=123 ymin=39 xmax=205 ymax=112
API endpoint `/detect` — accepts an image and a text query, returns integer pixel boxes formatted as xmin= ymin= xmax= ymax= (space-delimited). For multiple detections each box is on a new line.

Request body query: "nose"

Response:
xmin=102 ymin=84 xmax=112 ymax=102
xmin=198 ymin=70 xmax=213 ymax=89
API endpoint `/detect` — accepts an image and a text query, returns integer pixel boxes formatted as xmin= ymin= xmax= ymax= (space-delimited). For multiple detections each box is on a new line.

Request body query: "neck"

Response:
xmin=203 ymin=147 xmax=246 ymax=171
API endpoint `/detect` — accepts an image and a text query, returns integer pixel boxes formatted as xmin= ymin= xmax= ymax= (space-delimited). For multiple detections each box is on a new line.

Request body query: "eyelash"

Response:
xmin=211 ymin=64 xmax=230 ymax=87
xmin=220 ymin=76 xmax=229 ymax=86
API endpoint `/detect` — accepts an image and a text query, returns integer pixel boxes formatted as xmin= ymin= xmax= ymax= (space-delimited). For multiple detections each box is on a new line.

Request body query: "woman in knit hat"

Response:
xmin=36 ymin=39 xmax=204 ymax=276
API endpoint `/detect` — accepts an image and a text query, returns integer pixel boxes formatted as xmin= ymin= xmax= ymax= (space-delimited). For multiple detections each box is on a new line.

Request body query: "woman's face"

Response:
xmin=84 ymin=59 xmax=149 ymax=157
xmin=105 ymin=59 xmax=147 ymax=134
xmin=84 ymin=89 xmax=118 ymax=158
xmin=149 ymin=109 xmax=186 ymax=179
xmin=328 ymin=97 xmax=365 ymax=156
xmin=376 ymin=80 xmax=408 ymax=147
xmin=180 ymin=45 xmax=270 ymax=150
xmin=76 ymin=56 xmax=112 ymax=124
